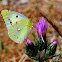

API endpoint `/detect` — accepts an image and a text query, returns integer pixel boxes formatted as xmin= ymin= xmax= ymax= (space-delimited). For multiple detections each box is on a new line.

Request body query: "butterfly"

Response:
xmin=1 ymin=10 xmax=32 ymax=43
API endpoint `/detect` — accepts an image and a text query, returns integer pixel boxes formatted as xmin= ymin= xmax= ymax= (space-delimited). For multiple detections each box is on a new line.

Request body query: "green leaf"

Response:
xmin=1 ymin=42 xmax=4 ymax=50
xmin=50 ymin=3 xmax=53 ymax=8
xmin=5 ymin=48 xmax=8 ymax=54
xmin=0 ymin=0 xmax=2 ymax=2
xmin=34 ymin=4 xmax=38 ymax=10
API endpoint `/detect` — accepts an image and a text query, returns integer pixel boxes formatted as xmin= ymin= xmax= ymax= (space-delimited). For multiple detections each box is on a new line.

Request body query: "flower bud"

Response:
xmin=25 ymin=39 xmax=38 ymax=60
xmin=53 ymin=40 xmax=58 ymax=45
xmin=25 ymin=39 xmax=32 ymax=46
xmin=45 ymin=40 xmax=58 ymax=57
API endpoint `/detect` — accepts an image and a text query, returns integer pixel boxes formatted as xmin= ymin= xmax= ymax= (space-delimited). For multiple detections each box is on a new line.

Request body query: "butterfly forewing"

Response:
xmin=1 ymin=10 xmax=28 ymax=29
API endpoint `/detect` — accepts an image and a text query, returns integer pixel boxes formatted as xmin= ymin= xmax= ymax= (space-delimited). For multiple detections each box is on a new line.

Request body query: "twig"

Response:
xmin=39 ymin=12 xmax=62 ymax=37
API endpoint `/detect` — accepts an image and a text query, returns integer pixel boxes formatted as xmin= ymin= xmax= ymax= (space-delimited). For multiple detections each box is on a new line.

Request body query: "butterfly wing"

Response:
xmin=1 ymin=10 xmax=28 ymax=29
xmin=8 ymin=20 xmax=32 ymax=43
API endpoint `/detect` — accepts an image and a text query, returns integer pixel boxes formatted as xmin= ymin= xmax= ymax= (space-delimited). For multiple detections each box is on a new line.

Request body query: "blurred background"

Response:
xmin=0 ymin=0 xmax=62 ymax=62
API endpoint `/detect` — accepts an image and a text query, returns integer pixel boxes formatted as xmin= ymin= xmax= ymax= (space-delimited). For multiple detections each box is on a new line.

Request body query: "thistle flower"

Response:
xmin=36 ymin=17 xmax=48 ymax=41
xmin=45 ymin=40 xmax=58 ymax=57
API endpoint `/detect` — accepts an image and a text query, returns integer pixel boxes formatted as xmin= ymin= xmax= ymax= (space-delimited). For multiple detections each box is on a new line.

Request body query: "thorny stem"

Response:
xmin=47 ymin=53 xmax=62 ymax=59
xmin=39 ymin=53 xmax=62 ymax=62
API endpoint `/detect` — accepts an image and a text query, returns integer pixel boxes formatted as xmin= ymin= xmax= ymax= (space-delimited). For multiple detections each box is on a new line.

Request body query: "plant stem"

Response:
xmin=39 ymin=53 xmax=62 ymax=62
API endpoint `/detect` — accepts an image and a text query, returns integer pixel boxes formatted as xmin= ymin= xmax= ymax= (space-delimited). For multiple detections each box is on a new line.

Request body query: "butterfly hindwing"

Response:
xmin=8 ymin=20 xmax=32 ymax=43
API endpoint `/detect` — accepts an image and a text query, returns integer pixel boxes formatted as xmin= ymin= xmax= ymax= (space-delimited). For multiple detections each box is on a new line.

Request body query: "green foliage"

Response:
xmin=35 ymin=37 xmax=47 ymax=51
xmin=50 ymin=3 xmax=54 ymax=8
xmin=0 ymin=0 xmax=2 ymax=2
xmin=1 ymin=41 xmax=8 ymax=54
xmin=0 ymin=58 xmax=2 ymax=62
xmin=26 ymin=43 xmax=38 ymax=60
xmin=34 ymin=4 xmax=38 ymax=10
xmin=5 ymin=48 xmax=8 ymax=54
xmin=45 ymin=44 xmax=57 ymax=56
xmin=1 ymin=42 xmax=4 ymax=50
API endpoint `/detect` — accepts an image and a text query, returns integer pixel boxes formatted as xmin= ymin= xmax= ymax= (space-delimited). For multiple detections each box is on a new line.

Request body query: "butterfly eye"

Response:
xmin=16 ymin=16 xmax=18 ymax=18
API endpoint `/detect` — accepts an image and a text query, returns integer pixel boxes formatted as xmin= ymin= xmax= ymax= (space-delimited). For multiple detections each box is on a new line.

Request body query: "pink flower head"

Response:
xmin=25 ymin=39 xmax=32 ymax=46
xmin=36 ymin=17 xmax=48 ymax=38
xmin=53 ymin=40 xmax=58 ymax=45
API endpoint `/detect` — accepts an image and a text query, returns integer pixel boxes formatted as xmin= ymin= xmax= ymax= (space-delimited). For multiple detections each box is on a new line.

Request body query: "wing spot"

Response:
xmin=16 ymin=21 xmax=17 ymax=24
xmin=16 ymin=16 xmax=18 ymax=18
xmin=17 ymin=28 xmax=20 ymax=31
xmin=10 ymin=21 xmax=12 ymax=24
xmin=14 ymin=35 xmax=15 ymax=36
xmin=26 ymin=25 xmax=28 ymax=27
xmin=17 ymin=37 xmax=18 ymax=38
